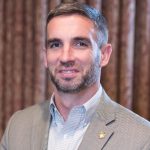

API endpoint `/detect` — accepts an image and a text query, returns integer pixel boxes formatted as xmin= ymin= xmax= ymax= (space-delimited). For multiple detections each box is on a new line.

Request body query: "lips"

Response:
xmin=58 ymin=68 xmax=79 ymax=78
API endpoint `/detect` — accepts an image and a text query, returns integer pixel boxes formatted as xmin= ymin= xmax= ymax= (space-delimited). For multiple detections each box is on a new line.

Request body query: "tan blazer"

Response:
xmin=1 ymin=90 xmax=150 ymax=150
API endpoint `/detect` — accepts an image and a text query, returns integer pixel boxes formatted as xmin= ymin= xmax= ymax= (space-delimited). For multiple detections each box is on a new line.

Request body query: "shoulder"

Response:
xmin=108 ymin=97 xmax=150 ymax=143
xmin=101 ymin=90 xmax=150 ymax=139
xmin=102 ymin=90 xmax=150 ymax=129
xmin=114 ymin=101 xmax=150 ymax=147
xmin=17 ymin=100 xmax=50 ymax=116
xmin=7 ymin=100 xmax=50 ymax=128
xmin=0 ymin=101 xmax=50 ymax=150
xmin=100 ymin=91 xmax=150 ymax=148
xmin=104 ymin=94 xmax=150 ymax=130
xmin=114 ymin=101 xmax=150 ymax=129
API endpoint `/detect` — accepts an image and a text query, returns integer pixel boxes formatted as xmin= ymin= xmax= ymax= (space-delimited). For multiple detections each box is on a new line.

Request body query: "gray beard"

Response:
xmin=48 ymin=59 xmax=100 ymax=93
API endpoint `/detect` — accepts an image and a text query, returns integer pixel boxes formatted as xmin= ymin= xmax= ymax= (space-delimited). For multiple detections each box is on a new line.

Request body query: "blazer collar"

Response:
xmin=78 ymin=89 xmax=116 ymax=150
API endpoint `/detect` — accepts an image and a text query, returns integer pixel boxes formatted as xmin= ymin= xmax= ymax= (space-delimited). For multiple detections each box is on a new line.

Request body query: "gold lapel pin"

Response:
xmin=99 ymin=131 xmax=106 ymax=139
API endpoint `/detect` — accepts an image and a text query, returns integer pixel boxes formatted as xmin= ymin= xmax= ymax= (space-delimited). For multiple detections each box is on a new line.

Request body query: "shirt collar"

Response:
xmin=83 ymin=85 xmax=102 ymax=122
xmin=49 ymin=85 xmax=102 ymax=125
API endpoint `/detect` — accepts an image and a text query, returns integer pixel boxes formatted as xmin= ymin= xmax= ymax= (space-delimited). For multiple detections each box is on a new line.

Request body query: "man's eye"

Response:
xmin=78 ymin=41 xmax=87 ymax=46
xmin=74 ymin=41 xmax=88 ymax=48
xmin=47 ymin=42 xmax=61 ymax=49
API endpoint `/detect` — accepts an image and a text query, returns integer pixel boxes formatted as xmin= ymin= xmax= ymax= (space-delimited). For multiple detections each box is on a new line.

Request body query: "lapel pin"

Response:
xmin=99 ymin=131 xmax=106 ymax=139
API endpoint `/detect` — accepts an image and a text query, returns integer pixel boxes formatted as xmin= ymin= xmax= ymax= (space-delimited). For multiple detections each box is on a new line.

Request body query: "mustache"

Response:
xmin=60 ymin=60 xmax=75 ymax=67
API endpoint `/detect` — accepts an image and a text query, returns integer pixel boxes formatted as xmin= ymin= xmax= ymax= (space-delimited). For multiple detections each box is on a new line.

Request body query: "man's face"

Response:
xmin=45 ymin=15 xmax=101 ymax=93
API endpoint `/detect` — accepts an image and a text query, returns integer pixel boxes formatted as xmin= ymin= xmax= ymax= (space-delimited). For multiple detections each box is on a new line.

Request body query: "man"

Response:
xmin=1 ymin=2 xmax=150 ymax=150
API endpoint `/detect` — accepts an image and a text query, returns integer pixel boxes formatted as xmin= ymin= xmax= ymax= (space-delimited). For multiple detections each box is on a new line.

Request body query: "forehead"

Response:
xmin=47 ymin=14 xmax=96 ymax=38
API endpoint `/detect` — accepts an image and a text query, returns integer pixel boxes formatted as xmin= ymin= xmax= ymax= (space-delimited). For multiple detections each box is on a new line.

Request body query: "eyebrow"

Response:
xmin=72 ymin=37 xmax=91 ymax=44
xmin=47 ymin=38 xmax=62 ymax=44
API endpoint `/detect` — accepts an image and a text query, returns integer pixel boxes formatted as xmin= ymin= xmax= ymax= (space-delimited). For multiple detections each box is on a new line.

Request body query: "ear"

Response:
xmin=42 ymin=48 xmax=48 ymax=68
xmin=100 ymin=44 xmax=112 ymax=67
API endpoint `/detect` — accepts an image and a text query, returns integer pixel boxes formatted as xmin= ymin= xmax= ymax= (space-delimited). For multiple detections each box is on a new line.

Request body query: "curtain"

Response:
xmin=0 ymin=0 xmax=150 ymax=139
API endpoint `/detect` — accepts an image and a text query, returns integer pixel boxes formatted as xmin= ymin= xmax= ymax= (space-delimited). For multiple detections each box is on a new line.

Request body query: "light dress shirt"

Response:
xmin=48 ymin=86 xmax=102 ymax=150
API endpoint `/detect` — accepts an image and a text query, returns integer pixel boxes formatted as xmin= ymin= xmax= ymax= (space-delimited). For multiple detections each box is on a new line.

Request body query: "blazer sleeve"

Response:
xmin=0 ymin=111 xmax=20 ymax=150
xmin=0 ymin=120 xmax=10 ymax=150
xmin=0 ymin=131 xmax=8 ymax=150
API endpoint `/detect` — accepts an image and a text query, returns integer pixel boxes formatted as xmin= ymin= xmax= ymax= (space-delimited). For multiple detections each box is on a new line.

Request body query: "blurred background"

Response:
xmin=0 ymin=0 xmax=150 ymax=139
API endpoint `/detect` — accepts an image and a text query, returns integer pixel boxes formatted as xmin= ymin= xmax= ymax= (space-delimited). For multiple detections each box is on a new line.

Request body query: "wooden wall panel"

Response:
xmin=78 ymin=0 xmax=87 ymax=3
xmin=0 ymin=0 xmax=4 ymax=139
xmin=49 ymin=0 xmax=61 ymax=10
xmin=87 ymin=0 xmax=102 ymax=10
xmin=149 ymin=3 xmax=150 ymax=120
xmin=117 ymin=0 xmax=135 ymax=109
xmin=12 ymin=0 xmax=25 ymax=111
xmin=3 ymin=0 xmax=14 ymax=128
xmin=33 ymin=0 xmax=47 ymax=103
xmin=133 ymin=0 xmax=150 ymax=119
xmin=101 ymin=0 xmax=120 ymax=100
xmin=23 ymin=0 xmax=34 ymax=107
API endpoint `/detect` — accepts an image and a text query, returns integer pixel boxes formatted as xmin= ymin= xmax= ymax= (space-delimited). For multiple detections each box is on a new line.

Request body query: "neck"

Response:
xmin=53 ymin=83 xmax=100 ymax=121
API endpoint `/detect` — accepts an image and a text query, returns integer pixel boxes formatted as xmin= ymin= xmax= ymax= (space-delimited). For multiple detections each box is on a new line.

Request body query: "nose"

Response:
xmin=60 ymin=46 xmax=75 ymax=63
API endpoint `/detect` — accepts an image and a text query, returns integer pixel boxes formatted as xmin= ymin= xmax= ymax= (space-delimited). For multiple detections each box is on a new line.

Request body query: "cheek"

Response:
xmin=46 ymin=53 xmax=58 ymax=66
xmin=78 ymin=53 xmax=94 ymax=70
xmin=76 ymin=49 xmax=93 ymax=59
xmin=46 ymin=59 xmax=57 ymax=74
xmin=81 ymin=51 xmax=100 ymax=71
xmin=79 ymin=51 xmax=95 ymax=65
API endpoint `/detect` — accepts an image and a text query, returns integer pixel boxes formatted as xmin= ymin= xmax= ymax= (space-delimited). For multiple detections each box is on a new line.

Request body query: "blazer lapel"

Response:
xmin=78 ymin=90 xmax=116 ymax=150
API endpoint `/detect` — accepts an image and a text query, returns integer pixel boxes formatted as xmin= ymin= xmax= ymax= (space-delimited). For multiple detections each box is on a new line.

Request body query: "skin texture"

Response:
xmin=45 ymin=14 xmax=112 ymax=120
